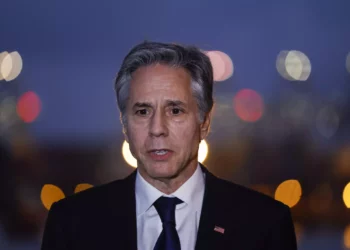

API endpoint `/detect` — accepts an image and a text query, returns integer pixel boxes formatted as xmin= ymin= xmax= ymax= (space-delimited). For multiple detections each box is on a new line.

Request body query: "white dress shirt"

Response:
xmin=135 ymin=164 xmax=205 ymax=250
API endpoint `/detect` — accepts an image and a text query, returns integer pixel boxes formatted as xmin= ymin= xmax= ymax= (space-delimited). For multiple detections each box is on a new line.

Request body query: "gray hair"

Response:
xmin=114 ymin=41 xmax=214 ymax=127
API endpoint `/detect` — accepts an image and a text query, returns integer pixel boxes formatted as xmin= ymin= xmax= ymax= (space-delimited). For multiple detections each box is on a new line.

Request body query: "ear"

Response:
xmin=121 ymin=113 xmax=129 ymax=142
xmin=200 ymin=111 xmax=212 ymax=140
xmin=123 ymin=128 xmax=129 ymax=143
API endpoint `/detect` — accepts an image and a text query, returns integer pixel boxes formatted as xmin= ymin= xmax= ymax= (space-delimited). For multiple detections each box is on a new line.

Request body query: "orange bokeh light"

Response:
xmin=41 ymin=184 xmax=65 ymax=210
xmin=233 ymin=89 xmax=264 ymax=122
xmin=16 ymin=91 xmax=41 ymax=123
xmin=75 ymin=183 xmax=94 ymax=193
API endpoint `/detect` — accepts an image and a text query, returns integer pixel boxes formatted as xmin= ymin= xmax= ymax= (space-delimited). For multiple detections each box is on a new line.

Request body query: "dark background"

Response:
xmin=1 ymin=0 xmax=350 ymax=249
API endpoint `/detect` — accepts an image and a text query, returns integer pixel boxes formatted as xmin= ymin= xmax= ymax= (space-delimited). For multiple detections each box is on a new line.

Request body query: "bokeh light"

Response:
xmin=343 ymin=182 xmax=350 ymax=208
xmin=276 ymin=50 xmax=311 ymax=81
xmin=274 ymin=179 xmax=302 ymax=208
xmin=345 ymin=224 xmax=350 ymax=249
xmin=16 ymin=91 xmax=41 ymax=123
xmin=277 ymin=51 xmax=294 ymax=81
xmin=0 ymin=52 xmax=12 ymax=81
xmin=206 ymin=51 xmax=234 ymax=81
xmin=0 ymin=51 xmax=23 ymax=81
xmin=285 ymin=51 xmax=311 ymax=81
xmin=315 ymin=106 xmax=339 ymax=139
xmin=0 ymin=51 xmax=9 ymax=80
xmin=74 ymin=183 xmax=94 ymax=193
xmin=233 ymin=89 xmax=264 ymax=122
xmin=122 ymin=139 xmax=209 ymax=168
xmin=346 ymin=52 xmax=350 ymax=74
xmin=198 ymin=139 xmax=209 ymax=163
xmin=41 ymin=184 xmax=65 ymax=210
xmin=122 ymin=140 xmax=137 ymax=168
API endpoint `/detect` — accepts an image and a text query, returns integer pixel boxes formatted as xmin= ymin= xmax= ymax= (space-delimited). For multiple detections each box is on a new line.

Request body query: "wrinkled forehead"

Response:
xmin=128 ymin=64 xmax=194 ymax=103
xmin=130 ymin=64 xmax=191 ymax=85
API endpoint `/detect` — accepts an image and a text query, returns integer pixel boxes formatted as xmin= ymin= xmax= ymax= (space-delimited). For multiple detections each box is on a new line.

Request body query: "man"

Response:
xmin=41 ymin=41 xmax=297 ymax=250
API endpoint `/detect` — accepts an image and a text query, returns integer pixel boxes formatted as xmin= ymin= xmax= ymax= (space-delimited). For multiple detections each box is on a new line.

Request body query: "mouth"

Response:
xmin=148 ymin=149 xmax=173 ymax=160
xmin=148 ymin=149 xmax=173 ymax=155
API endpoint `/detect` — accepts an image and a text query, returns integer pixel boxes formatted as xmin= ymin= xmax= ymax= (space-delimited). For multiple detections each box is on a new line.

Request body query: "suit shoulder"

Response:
xmin=214 ymin=177 xmax=289 ymax=214
xmin=51 ymin=177 xmax=128 ymax=212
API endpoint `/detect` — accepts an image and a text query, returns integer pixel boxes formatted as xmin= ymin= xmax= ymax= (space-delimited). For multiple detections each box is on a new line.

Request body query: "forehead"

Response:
xmin=129 ymin=64 xmax=193 ymax=101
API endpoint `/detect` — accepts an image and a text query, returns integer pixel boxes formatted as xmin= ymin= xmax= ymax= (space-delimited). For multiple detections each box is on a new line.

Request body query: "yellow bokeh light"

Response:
xmin=274 ymin=179 xmax=302 ymax=208
xmin=198 ymin=139 xmax=209 ymax=163
xmin=276 ymin=51 xmax=293 ymax=81
xmin=5 ymin=51 xmax=23 ymax=81
xmin=285 ymin=51 xmax=303 ymax=80
xmin=74 ymin=183 xmax=94 ymax=193
xmin=0 ymin=51 xmax=23 ymax=81
xmin=122 ymin=140 xmax=137 ymax=168
xmin=1 ymin=52 xmax=13 ymax=80
xmin=41 ymin=184 xmax=65 ymax=210
xmin=343 ymin=182 xmax=350 ymax=208
xmin=122 ymin=139 xmax=209 ymax=168
xmin=344 ymin=224 xmax=350 ymax=249
xmin=0 ymin=51 xmax=9 ymax=80
xmin=276 ymin=50 xmax=311 ymax=81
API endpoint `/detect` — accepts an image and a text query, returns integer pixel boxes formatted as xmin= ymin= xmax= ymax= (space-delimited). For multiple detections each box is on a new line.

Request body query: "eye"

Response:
xmin=171 ymin=108 xmax=182 ymax=115
xmin=136 ymin=109 xmax=149 ymax=116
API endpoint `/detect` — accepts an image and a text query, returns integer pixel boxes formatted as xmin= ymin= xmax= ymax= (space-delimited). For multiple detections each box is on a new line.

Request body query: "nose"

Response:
xmin=149 ymin=110 xmax=168 ymax=137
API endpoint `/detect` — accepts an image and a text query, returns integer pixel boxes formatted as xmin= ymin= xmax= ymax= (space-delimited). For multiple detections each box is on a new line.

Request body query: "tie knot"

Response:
xmin=153 ymin=197 xmax=183 ymax=225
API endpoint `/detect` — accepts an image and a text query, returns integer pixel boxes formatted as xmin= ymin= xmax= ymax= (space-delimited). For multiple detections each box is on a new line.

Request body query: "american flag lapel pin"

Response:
xmin=214 ymin=225 xmax=225 ymax=234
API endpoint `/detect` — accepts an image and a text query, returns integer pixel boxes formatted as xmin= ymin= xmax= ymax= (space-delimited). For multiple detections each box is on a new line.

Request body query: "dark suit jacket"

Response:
xmin=41 ymin=165 xmax=297 ymax=249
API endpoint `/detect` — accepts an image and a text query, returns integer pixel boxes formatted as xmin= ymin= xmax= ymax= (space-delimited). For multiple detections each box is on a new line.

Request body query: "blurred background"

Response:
xmin=1 ymin=0 xmax=350 ymax=249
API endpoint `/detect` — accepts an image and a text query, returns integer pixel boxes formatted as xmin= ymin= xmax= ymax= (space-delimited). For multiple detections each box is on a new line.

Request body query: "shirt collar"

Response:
xmin=135 ymin=163 xmax=205 ymax=217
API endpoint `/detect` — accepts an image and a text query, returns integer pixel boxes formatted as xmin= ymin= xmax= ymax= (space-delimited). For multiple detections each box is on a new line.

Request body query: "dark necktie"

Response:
xmin=153 ymin=196 xmax=183 ymax=250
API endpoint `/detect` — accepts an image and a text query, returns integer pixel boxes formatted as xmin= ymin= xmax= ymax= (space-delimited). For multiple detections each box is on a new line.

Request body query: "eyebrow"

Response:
xmin=165 ymin=100 xmax=186 ymax=107
xmin=132 ymin=100 xmax=186 ymax=109
xmin=133 ymin=102 xmax=153 ymax=109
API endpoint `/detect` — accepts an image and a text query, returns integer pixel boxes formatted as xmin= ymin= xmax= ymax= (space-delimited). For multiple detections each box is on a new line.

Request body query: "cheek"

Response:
xmin=170 ymin=120 xmax=200 ymax=141
xmin=126 ymin=127 xmax=147 ymax=150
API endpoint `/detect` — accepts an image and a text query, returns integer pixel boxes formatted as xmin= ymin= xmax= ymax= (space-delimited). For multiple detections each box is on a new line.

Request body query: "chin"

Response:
xmin=146 ymin=164 xmax=179 ymax=179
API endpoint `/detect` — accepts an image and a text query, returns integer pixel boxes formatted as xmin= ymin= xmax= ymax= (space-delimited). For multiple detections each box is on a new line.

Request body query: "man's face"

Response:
xmin=124 ymin=64 xmax=210 ymax=181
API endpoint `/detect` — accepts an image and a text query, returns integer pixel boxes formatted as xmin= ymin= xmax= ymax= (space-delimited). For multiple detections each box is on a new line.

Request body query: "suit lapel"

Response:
xmin=195 ymin=165 xmax=228 ymax=250
xmin=105 ymin=170 xmax=138 ymax=250
xmin=122 ymin=171 xmax=138 ymax=250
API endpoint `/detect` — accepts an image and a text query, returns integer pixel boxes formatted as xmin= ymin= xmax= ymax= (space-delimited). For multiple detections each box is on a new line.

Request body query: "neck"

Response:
xmin=139 ymin=161 xmax=198 ymax=194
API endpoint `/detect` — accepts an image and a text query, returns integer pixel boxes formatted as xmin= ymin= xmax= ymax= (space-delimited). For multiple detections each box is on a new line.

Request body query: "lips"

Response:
xmin=148 ymin=149 xmax=173 ymax=153
xmin=148 ymin=149 xmax=173 ymax=161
